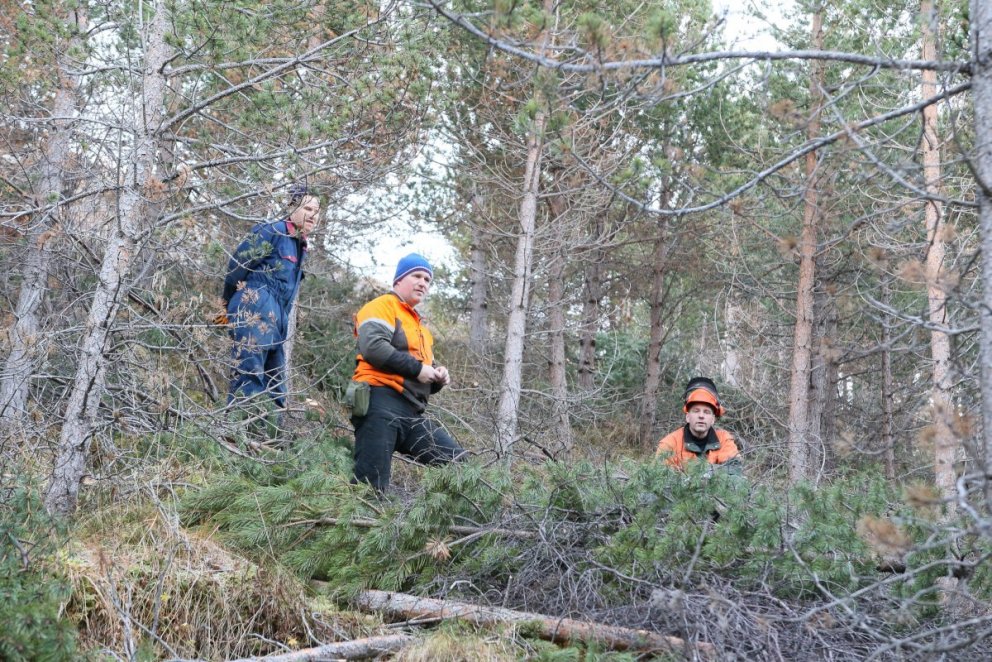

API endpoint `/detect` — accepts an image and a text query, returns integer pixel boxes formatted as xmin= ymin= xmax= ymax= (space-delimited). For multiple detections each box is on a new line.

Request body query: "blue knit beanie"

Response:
xmin=393 ymin=253 xmax=433 ymax=284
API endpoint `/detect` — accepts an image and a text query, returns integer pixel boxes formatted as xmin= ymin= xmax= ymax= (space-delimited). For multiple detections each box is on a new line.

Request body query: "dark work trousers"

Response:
xmin=227 ymin=287 xmax=289 ymax=409
xmin=352 ymin=386 xmax=464 ymax=491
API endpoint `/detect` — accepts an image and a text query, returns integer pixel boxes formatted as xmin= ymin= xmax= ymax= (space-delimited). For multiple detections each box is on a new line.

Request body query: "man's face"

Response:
xmin=393 ymin=269 xmax=432 ymax=306
xmin=685 ymin=403 xmax=716 ymax=439
xmin=289 ymin=196 xmax=320 ymax=236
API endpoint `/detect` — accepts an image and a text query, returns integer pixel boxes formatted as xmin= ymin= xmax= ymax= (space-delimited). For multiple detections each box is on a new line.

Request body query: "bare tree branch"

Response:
xmin=424 ymin=0 xmax=971 ymax=74
xmin=566 ymin=81 xmax=971 ymax=217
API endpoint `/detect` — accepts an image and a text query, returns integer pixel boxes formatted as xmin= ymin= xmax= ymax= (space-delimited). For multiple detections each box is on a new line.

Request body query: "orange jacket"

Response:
xmin=656 ymin=426 xmax=740 ymax=471
xmin=352 ymin=292 xmax=439 ymax=411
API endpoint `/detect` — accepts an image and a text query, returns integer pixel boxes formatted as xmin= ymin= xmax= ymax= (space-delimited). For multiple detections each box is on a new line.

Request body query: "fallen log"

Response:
xmin=355 ymin=589 xmax=715 ymax=658
xmin=227 ymin=633 xmax=415 ymax=661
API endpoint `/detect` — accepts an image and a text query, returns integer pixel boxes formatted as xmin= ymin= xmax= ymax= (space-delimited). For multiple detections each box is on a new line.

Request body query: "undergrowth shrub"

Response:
xmin=0 ymin=484 xmax=77 ymax=662
xmin=886 ymin=481 xmax=992 ymax=618
xmin=180 ymin=444 xmax=952 ymax=615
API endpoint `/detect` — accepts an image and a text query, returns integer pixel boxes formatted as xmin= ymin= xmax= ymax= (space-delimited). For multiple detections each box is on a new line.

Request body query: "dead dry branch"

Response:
xmin=226 ymin=634 xmax=416 ymax=661
xmin=354 ymin=589 xmax=717 ymax=657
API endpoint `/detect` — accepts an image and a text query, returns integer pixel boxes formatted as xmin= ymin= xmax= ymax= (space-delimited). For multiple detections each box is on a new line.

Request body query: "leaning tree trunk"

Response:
xmin=787 ymin=1 xmax=824 ymax=485
xmin=0 ymin=6 xmax=86 ymax=425
xmin=45 ymin=1 xmax=171 ymax=517
xmin=971 ymin=0 xmax=992 ymax=499
xmin=922 ymin=0 xmax=956 ymax=510
xmin=494 ymin=110 xmax=545 ymax=454
xmin=494 ymin=0 xmax=557 ymax=457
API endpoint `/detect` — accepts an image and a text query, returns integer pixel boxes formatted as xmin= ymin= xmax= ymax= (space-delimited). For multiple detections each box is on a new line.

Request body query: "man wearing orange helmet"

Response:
xmin=656 ymin=377 xmax=742 ymax=475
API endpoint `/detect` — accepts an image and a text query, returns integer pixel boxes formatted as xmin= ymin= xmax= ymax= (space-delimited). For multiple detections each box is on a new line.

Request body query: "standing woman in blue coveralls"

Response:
xmin=222 ymin=187 xmax=320 ymax=427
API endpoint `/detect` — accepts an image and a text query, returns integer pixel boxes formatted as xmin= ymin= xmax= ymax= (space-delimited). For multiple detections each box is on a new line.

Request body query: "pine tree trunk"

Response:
xmin=577 ymin=220 xmax=604 ymax=393
xmin=283 ymin=301 xmax=300 ymax=410
xmin=639 ymin=223 xmax=676 ymax=449
xmin=44 ymin=0 xmax=170 ymax=517
xmin=922 ymin=0 xmax=956 ymax=509
xmin=971 ymin=0 xmax=992 ymax=496
xmin=882 ymin=279 xmax=896 ymax=481
xmin=787 ymin=2 xmax=824 ymax=485
xmin=808 ymin=280 xmax=838 ymax=482
xmin=278 ymin=7 xmax=327 ymax=411
xmin=0 ymin=6 xmax=86 ymax=425
xmin=494 ymin=0 xmax=558 ymax=455
xmin=495 ymin=110 xmax=544 ymax=454
xmin=546 ymin=213 xmax=574 ymax=454
xmin=721 ymin=298 xmax=742 ymax=386
xmin=468 ymin=206 xmax=490 ymax=349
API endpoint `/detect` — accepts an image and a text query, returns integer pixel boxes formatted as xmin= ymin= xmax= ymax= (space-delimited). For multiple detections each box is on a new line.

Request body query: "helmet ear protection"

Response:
xmin=682 ymin=377 xmax=725 ymax=418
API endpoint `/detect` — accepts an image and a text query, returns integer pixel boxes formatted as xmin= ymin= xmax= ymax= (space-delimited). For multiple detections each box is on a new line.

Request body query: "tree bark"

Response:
xmin=808 ymin=279 xmax=837 ymax=482
xmin=577 ymin=219 xmax=605 ymax=393
xmin=281 ymin=302 xmax=301 ymax=411
xmin=0 ymin=5 xmax=86 ymax=425
xmin=921 ymin=0 xmax=956 ymax=510
xmin=787 ymin=2 xmax=824 ymax=485
xmin=278 ymin=11 xmax=326 ymax=411
xmin=721 ymin=298 xmax=742 ymax=387
xmin=546 ymin=208 xmax=574 ymax=454
xmin=468 ymin=196 xmax=490 ymax=349
xmin=355 ymin=590 xmax=716 ymax=657
xmin=227 ymin=634 xmax=415 ymax=661
xmin=495 ymin=110 xmax=545 ymax=455
xmin=881 ymin=279 xmax=897 ymax=481
xmin=639 ymin=222 xmax=677 ymax=449
xmin=971 ymin=0 xmax=992 ymax=496
xmin=44 ymin=0 xmax=171 ymax=517
xmin=494 ymin=0 xmax=558 ymax=456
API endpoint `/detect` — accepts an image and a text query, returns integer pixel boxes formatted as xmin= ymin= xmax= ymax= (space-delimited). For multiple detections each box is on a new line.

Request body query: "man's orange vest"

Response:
xmin=656 ymin=427 xmax=740 ymax=470
xmin=352 ymin=292 xmax=435 ymax=410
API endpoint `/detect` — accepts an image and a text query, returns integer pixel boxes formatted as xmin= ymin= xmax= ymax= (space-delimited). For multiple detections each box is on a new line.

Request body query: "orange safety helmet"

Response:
xmin=682 ymin=377 xmax=726 ymax=418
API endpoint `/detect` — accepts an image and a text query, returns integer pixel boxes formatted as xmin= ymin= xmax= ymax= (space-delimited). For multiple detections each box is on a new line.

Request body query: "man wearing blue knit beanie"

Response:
xmin=347 ymin=253 xmax=465 ymax=490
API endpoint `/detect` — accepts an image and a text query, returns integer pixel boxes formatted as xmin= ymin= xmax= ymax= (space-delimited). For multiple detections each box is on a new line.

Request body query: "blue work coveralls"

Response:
xmin=223 ymin=220 xmax=306 ymax=409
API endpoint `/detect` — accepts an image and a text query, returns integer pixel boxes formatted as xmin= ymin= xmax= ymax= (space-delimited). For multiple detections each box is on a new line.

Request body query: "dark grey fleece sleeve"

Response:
xmin=357 ymin=317 xmax=422 ymax=379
